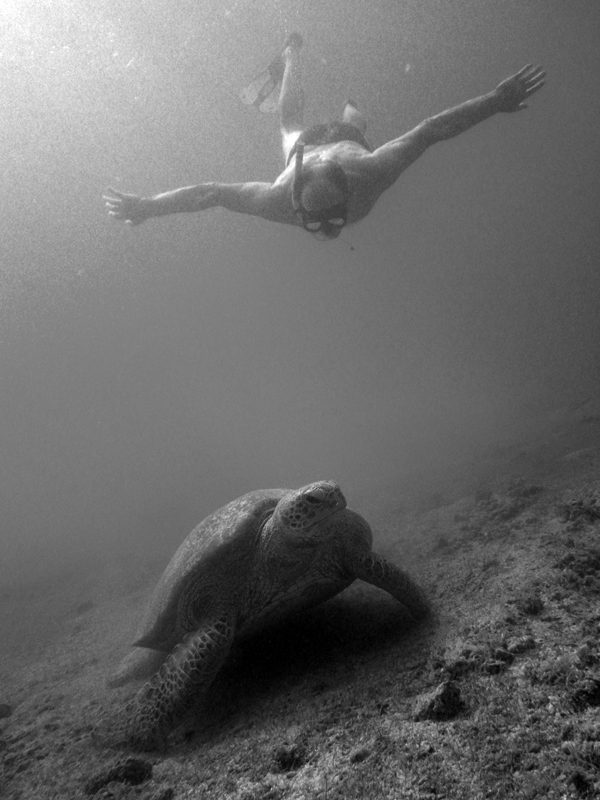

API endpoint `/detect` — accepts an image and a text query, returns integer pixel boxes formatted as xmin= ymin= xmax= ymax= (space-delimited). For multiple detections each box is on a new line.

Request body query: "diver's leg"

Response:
xmin=279 ymin=36 xmax=305 ymax=164
xmin=342 ymin=99 xmax=368 ymax=134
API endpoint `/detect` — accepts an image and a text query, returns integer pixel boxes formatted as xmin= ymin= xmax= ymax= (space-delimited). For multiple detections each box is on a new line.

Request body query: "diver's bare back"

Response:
xmin=272 ymin=140 xmax=383 ymax=225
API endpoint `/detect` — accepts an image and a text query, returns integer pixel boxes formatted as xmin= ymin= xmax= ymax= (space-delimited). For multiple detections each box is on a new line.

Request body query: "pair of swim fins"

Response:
xmin=239 ymin=33 xmax=303 ymax=113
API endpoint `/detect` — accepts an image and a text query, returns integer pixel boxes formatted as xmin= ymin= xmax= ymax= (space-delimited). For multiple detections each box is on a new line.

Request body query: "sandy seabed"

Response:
xmin=2 ymin=406 xmax=600 ymax=799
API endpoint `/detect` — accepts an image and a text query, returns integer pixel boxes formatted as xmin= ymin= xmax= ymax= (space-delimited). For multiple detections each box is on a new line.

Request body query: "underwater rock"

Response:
xmin=349 ymin=746 xmax=371 ymax=763
xmin=571 ymin=676 xmax=600 ymax=711
xmin=514 ymin=588 xmax=544 ymax=616
xmin=273 ymin=742 xmax=307 ymax=772
xmin=413 ymin=680 xmax=465 ymax=721
xmin=506 ymin=635 xmax=537 ymax=655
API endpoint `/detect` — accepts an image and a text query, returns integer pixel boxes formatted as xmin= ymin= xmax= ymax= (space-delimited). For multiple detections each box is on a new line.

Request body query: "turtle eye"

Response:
xmin=305 ymin=489 xmax=325 ymax=504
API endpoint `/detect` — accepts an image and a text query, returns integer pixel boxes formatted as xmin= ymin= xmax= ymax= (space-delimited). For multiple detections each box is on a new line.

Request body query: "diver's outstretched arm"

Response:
xmin=369 ymin=64 xmax=545 ymax=191
xmin=104 ymin=181 xmax=289 ymax=226
xmin=103 ymin=185 xmax=212 ymax=225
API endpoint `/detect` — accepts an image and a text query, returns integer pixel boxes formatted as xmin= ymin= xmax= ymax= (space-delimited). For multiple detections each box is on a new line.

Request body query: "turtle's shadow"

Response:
xmin=194 ymin=582 xmax=434 ymax=736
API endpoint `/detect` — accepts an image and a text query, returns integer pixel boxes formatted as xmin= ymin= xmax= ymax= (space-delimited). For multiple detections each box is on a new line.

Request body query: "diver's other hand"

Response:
xmin=494 ymin=64 xmax=546 ymax=113
xmin=103 ymin=187 xmax=150 ymax=225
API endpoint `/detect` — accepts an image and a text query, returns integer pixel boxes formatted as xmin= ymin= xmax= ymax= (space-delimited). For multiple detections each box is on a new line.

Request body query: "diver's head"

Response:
xmin=292 ymin=145 xmax=350 ymax=240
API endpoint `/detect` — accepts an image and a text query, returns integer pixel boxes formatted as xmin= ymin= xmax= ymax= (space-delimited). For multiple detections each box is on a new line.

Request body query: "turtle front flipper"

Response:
xmin=354 ymin=553 xmax=431 ymax=620
xmin=93 ymin=615 xmax=235 ymax=751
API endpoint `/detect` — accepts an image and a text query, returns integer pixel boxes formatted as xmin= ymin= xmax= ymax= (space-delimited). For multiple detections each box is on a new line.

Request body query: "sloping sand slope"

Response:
xmin=2 ymin=409 xmax=600 ymax=799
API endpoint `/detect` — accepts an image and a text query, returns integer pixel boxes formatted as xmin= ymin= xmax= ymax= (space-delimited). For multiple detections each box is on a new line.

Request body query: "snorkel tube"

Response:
xmin=291 ymin=140 xmax=349 ymax=237
xmin=291 ymin=142 xmax=305 ymax=215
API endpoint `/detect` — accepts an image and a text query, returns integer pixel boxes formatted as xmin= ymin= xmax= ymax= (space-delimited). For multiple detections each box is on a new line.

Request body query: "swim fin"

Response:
xmin=240 ymin=33 xmax=303 ymax=113
xmin=239 ymin=63 xmax=282 ymax=113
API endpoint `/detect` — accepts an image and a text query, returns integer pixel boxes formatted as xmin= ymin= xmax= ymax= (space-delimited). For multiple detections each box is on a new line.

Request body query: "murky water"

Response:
xmin=1 ymin=0 xmax=599 ymax=586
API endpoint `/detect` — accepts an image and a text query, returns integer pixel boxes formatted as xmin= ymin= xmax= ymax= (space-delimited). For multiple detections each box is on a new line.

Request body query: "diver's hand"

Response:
xmin=494 ymin=64 xmax=546 ymax=113
xmin=103 ymin=187 xmax=151 ymax=225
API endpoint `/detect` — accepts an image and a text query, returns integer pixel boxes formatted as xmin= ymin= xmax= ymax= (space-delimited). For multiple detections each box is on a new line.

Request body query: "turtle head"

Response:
xmin=269 ymin=480 xmax=347 ymax=544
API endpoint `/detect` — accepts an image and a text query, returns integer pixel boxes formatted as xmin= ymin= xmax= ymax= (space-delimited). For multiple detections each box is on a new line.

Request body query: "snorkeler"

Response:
xmin=104 ymin=34 xmax=545 ymax=242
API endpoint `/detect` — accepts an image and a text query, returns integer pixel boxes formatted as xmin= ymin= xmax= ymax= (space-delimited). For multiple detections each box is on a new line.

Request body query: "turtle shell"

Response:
xmin=134 ymin=488 xmax=288 ymax=651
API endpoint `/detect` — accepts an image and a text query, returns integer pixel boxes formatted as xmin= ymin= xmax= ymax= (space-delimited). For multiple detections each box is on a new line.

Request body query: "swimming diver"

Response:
xmin=103 ymin=33 xmax=545 ymax=242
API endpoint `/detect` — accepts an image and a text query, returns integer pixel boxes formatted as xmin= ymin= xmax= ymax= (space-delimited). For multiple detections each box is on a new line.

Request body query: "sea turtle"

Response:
xmin=94 ymin=480 xmax=429 ymax=750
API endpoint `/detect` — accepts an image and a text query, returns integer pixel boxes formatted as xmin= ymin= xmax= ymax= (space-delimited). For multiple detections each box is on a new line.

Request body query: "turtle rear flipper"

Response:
xmin=93 ymin=617 xmax=235 ymax=751
xmin=107 ymin=647 xmax=168 ymax=688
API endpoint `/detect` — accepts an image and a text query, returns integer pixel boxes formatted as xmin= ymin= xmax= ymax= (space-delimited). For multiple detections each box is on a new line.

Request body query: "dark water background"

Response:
xmin=1 ymin=0 xmax=599 ymax=585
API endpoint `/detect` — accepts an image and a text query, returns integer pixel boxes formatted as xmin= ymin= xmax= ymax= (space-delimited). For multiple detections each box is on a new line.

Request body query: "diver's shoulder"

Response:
xmin=298 ymin=142 xmax=371 ymax=173
xmin=320 ymin=140 xmax=372 ymax=160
